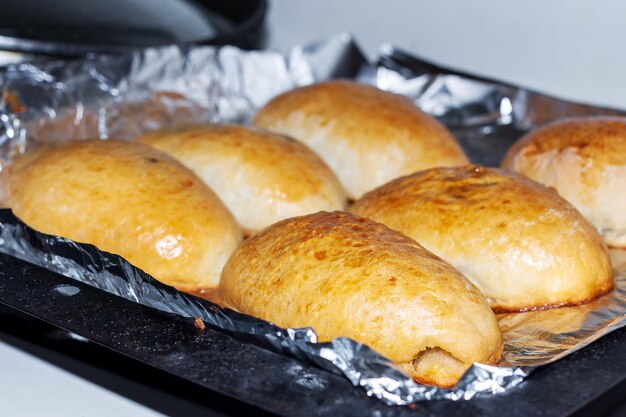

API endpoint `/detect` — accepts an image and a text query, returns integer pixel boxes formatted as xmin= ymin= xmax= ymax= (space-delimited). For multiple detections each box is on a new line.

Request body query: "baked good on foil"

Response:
xmin=502 ymin=116 xmax=626 ymax=248
xmin=254 ymin=80 xmax=468 ymax=200
xmin=0 ymin=139 xmax=242 ymax=293
xmin=350 ymin=165 xmax=613 ymax=312
xmin=219 ymin=211 xmax=503 ymax=387
xmin=136 ymin=124 xmax=347 ymax=234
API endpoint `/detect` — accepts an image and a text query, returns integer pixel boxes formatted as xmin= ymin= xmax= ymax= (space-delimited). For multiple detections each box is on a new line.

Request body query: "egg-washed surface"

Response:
xmin=502 ymin=117 xmax=626 ymax=248
xmin=136 ymin=124 xmax=347 ymax=233
xmin=1 ymin=35 xmax=626 ymax=405
xmin=219 ymin=211 xmax=503 ymax=388
xmin=0 ymin=140 xmax=242 ymax=292
xmin=253 ymin=81 xmax=468 ymax=200
xmin=351 ymin=165 xmax=613 ymax=312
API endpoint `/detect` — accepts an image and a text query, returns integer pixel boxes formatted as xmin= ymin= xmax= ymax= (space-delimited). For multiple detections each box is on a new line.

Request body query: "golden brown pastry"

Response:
xmin=253 ymin=81 xmax=469 ymax=200
xmin=0 ymin=139 xmax=242 ymax=293
xmin=351 ymin=165 xmax=613 ymax=312
xmin=502 ymin=117 xmax=626 ymax=248
xmin=220 ymin=211 xmax=503 ymax=387
xmin=136 ymin=124 xmax=347 ymax=234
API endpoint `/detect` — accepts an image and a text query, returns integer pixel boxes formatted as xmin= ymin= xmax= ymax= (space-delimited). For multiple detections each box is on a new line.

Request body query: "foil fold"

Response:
xmin=368 ymin=46 xmax=626 ymax=166
xmin=1 ymin=35 xmax=626 ymax=405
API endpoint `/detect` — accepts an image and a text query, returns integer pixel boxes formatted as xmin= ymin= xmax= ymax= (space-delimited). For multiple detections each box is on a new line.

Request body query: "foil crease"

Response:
xmin=1 ymin=35 xmax=626 ymax=405
xmin=367 ymin=46 xmax=626 ymax=166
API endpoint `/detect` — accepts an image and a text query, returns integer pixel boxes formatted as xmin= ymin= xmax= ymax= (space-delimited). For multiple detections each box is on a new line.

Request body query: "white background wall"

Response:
xmin=267 ymin=0 xmax=626 ymax=109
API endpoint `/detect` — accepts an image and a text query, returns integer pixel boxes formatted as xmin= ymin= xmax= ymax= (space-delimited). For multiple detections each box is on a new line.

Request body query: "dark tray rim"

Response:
xmin=0 ymin=0 xmax=268 ymax=57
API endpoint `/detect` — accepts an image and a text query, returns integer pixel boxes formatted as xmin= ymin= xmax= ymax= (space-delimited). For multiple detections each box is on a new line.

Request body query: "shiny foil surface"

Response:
xmin=0 ymin=35 xmax=625 ymax=405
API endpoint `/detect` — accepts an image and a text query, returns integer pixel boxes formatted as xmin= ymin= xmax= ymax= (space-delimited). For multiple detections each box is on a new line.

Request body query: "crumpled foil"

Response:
xmin=362 ymin=45 xmax=626 ymax=167
xmin=0 ymin=35 xmax=625 ymax=405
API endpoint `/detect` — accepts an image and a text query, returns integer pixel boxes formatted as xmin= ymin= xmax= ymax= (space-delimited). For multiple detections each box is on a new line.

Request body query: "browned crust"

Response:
xmin=184 ymin=287 xmax=227 ymax=307
xmin=488 ymin=342 xmax=504 ymax=366
xmin=352 ymin=164 xmax=614 ymax=313
xmin=254 ymin=80 xmax=469 ymax=199
xmin=491 ymin=283 xmax=614 ymax=313
xmin=1 ymin=139 xmax=242 ymax=291
xmin=608 ymin=243 xmax=626 ymax=249
xmin=412 ymin=376 xmax=456 ymax=389
xmin=408 ymin=342 xmax=503 ymax=388
xmin=136 ymin=124 xmax=346 ymax=205
xmin=503 ymin=116 xmax=626 ymax=168
xmin=220 ymin=211 xmax=503 ymax=386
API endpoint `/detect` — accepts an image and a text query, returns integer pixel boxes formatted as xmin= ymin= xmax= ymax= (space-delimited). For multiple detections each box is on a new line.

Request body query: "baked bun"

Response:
xmin=351 ymin=165 xmax=613 ymax=312
xmin=220 ymin=211 xmax=502 ymax=387
xmin=136 ymin=124 xmax=346 ymax=234
xmin=502 ymin=117 xmax=626 ymax=248
xmin=253 ymin=81 xmax=468 ymax=200
xmin=0 ymin=139 xmax=242 ymax=293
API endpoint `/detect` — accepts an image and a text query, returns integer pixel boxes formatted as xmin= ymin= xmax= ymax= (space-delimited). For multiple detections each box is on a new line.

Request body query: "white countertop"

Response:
xmin=0 ymin=340 xmax=166 ymax=417
xmin=2 ymin=1 xmax=624 ymax=416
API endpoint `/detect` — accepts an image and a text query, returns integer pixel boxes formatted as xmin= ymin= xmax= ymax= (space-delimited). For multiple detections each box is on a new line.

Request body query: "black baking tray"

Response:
xmin=1 ymin=253 xmax=626 ymax=416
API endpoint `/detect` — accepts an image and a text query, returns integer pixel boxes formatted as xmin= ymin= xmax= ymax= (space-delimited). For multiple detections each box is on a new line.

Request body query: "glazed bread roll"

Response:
xmin=253 ymin=81 xmax=469 ymax=200
xmin=136 ymin=124 xmax=347 ymax=234
xmin=502 ymin=117 xmax=626 ymax=248
xmin=351 ymin=165 xmax=613 ymax=312
xmin=220 ymin=211 xmax=503 ymax=387
xmin=0 ymin=139 xmax=242 ymax=292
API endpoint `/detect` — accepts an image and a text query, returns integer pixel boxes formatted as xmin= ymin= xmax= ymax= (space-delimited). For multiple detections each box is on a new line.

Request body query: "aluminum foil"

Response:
xmin=0 ymin=35 xmax=625 ymax=406
xmin=0 ymin=33 xmax=364 ymax=165
xmin=366 ymin=45 xmax=626 ymax=166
